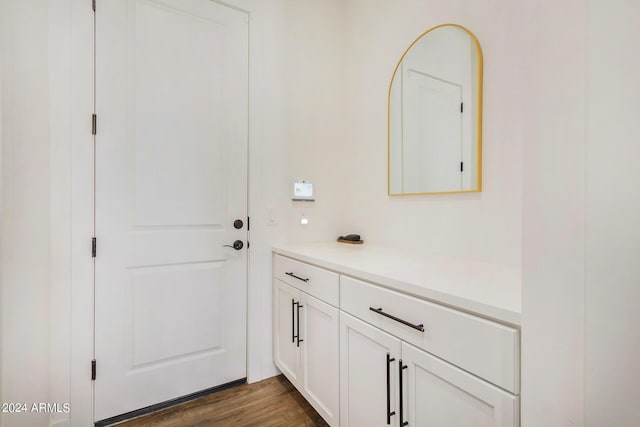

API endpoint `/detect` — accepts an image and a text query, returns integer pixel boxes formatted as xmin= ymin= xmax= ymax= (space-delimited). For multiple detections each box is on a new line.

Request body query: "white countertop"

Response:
xmin=272 ymin=242 xmax=521 ymax=326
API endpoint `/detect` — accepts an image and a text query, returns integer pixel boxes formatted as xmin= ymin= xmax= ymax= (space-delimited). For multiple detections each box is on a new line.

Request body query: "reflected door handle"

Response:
xmin=223 ymin=240 xmax=244 ymax=250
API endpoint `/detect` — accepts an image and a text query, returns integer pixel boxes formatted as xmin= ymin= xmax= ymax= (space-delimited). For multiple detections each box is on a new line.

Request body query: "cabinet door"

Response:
xmin=401 ymin=342 xmax=519 ymax=427
xmin=340 ymin=312 xmax=402 ymax=427
xmin=300 ymin=294 xmax=339 ymax=426
xmin=273 ymin=279 xmax=301 ymax=386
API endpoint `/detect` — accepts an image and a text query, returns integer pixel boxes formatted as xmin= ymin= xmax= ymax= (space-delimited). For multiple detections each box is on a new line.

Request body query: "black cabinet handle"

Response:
xmin=291 ymin=299 xmax=296 ymax=343
xmin=296 ymin=303 xmax=304 ymax=347
xmin=399 ymin=360 xmax=408 ymax=426
xmin=286 ymin=272 xmax=309 ymax=283
xmin=387 ymin=353 xmax=396 ymax=425
xmin=369 ymin=307 xmax=425 ymax=332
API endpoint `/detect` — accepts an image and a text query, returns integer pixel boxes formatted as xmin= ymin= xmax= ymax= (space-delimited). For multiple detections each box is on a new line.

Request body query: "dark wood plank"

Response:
xmin=112 ymin=375 xmax=328 ymax=427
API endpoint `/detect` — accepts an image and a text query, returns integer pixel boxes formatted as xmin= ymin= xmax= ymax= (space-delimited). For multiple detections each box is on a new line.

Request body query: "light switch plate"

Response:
xmin=267 ymin=208 xmax=278 ymax=226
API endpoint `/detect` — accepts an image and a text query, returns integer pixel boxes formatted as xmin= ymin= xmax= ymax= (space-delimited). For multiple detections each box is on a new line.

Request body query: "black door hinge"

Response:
xmin=92 ymin=237 xmax=97 ymax=258
xmin=460 ymin=162 xmax=464 ymax=172
xmin=92 ymin=114 xmax=97 ymax=135
xmin=91 ymin=359 xmax=96 ymax=381
xmin=460 ymin=102 xmax=463 ymax=113
xmin=92 ymin=0 xmax=96 ymax=12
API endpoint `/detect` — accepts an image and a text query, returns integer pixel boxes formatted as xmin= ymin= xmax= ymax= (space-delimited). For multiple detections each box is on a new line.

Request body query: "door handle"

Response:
xmin=223 ymin=240 xmax=244 ymax=250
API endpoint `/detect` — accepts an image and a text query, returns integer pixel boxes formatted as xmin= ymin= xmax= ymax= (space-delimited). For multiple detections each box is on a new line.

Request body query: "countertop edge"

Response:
xmin=272 ymin=245 xmax=521 ymax=327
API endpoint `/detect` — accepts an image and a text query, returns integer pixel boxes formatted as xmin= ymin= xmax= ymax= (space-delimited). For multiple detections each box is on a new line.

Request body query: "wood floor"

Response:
xmin=113 ymin=375 xmax=329 ymax=427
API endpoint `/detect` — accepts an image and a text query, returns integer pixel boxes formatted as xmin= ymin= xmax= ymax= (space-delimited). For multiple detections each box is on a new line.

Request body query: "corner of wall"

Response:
xmin=520 ymin=0 xmax=587 ymax=425
xmin=0 ymin=0 xmax=54 ymax=426
xmin=585 ymin=1 xmax=640 ymax=425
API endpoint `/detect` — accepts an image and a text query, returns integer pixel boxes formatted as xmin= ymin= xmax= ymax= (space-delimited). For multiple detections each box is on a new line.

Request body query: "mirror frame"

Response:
xmin=388 ymin=23 xmax=483 ymax=196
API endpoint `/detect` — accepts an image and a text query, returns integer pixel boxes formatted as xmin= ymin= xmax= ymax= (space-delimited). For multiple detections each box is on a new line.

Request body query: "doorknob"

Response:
xmin=223 ymin=240 xmax=244 ymax=250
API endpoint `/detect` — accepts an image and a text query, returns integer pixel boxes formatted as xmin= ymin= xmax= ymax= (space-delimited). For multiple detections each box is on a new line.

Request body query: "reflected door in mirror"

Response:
xmin=389 ymin=24 xmax=482 ymax=195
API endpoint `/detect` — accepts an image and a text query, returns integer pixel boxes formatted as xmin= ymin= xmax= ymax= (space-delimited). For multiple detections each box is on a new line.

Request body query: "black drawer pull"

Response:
xmin=399 ymin=360 xmax=408 ymax=426
xmin=386 ymin=353 xmax=396 ymax=424
xmin=285 ymin=272 xmax=309 ymax=283
xmin=369 ymin=307 xmax=425 ymax=332
xmin=291 ymin=299 xmax=296 ymax=343
xmin=296 ymin=303 xmax=304 ymax=347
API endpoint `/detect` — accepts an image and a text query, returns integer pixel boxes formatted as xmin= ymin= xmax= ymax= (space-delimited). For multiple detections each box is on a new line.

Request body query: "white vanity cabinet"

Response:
xmin=272 ymin=245 xmax=521 ymax=427
xmin=340 ymin=312 xmax=402 ymax=427
xmin=273 ymin=279 xmax=302 ymax=384
xmin=340 ymin=276 xmax=520 ymax=394
xmin=401 ymin=342 xmax=518 ymax=427
xmin=272 ymin=255 xmax=340 ymax=426
xmin=340 ymin=276 xmax=519 ymax=427
xmin=339 ymin=295 xmax=519 ymax=427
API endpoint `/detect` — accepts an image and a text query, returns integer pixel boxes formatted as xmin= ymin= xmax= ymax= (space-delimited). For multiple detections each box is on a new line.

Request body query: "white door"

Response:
xmin=273 ymin=279 xmax=301 ymax=385
xmin=401 ymin=342 xmax=519 ymax=427
xmin=340 ymin=312 xmax=402 ymax=427
xmin=402 ymin=70 xmax=463 ymax=193
xmin=94 ymin=0 xmax=249 ymax=420
xmin=300 ymin=293 xmax=339 ymax=426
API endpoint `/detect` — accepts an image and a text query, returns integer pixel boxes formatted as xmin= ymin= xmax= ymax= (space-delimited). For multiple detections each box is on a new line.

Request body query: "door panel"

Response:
xmin=273 ymin=280 xmax=301 ymax=385
xmin=94 ymin=0 xmax=248 ymax=420
xmin=402 ymin=71 xmax=463 ymax=193
xmin=133 ymin=0 xmax=225 ymax=227
xmin=340 ymin=312 xmax=402 ymax=427
xmin=402 ymin=342 xmax=519 ymax=427
xmin=131 ymin=263 xmax=223 ymax=365
xmin=301 ymin=294 xmax=339 ymax=425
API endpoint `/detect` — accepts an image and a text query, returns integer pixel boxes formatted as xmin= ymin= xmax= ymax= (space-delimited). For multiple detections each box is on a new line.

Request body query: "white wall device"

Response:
xmin=292 ymin=180 xmax=315 ymax=201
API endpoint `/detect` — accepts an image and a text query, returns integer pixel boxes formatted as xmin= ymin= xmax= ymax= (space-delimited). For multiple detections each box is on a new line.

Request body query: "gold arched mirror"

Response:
xmin=388 ymin=24 xmax=483 ymax=195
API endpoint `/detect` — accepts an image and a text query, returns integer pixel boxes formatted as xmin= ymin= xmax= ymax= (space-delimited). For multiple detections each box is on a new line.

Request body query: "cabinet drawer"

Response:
xmin=273 ymin=254 xmax=339 ymax=306
xmin=340 ymin=276 xmax=520 ymax=394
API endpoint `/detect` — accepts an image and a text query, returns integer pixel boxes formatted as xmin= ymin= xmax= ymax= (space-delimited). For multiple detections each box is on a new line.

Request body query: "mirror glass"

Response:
xmin=388 ymin=24 xmax=483 ymax=195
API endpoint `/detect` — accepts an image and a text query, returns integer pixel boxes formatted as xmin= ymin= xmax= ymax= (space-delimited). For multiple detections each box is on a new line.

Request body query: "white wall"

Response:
xmin=243 ymin=0 xmax=288 ymax=391
xmin=522 ymin=1 xmax=640 ymax=426
xmin=340 ymin=0 xmax=525 ymax=268
xmin=249 ymin=0 xmax=348 ymax=389
xmin=585 ymin=0 xmax=640 ymax=425
xmin=281 ymin=0 xmax=348 ymax=242
xmin=0 ymin=1 xmax=52 ymax=427
xmin=521 ymin=0 xmax=588 ymax=425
